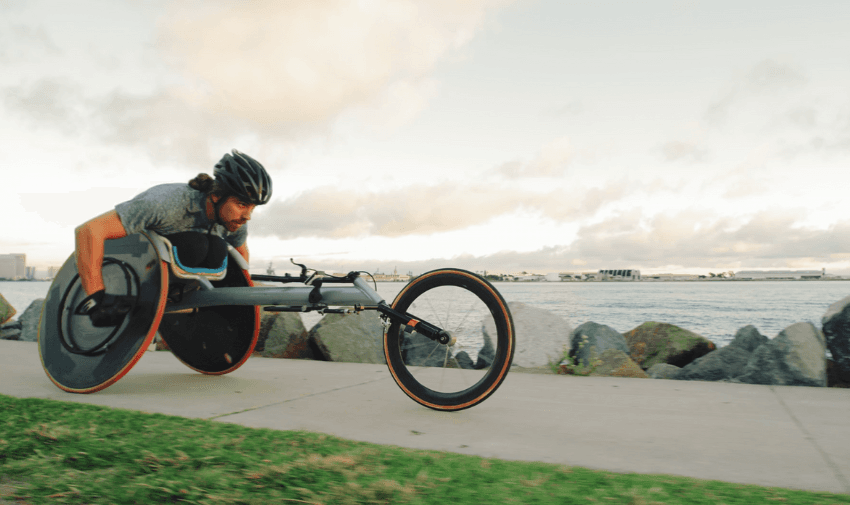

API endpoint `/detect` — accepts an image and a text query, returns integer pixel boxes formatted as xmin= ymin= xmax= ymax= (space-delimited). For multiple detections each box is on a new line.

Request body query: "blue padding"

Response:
xmin=172 ymin=246 xmax=227 ymax=274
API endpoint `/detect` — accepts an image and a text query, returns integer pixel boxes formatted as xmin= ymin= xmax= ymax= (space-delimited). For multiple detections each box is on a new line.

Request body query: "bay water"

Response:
xmin=3 ymin=280 xmax=849 ymax=347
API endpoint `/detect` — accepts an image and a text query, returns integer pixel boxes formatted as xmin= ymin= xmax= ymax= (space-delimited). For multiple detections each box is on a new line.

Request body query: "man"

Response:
xmin=74 ymin=149 xmax=272 ymax=327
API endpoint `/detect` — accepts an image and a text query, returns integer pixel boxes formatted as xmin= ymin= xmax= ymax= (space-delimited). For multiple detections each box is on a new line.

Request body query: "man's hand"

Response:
xmin=75 ymin=289 xmax=135 ymax=327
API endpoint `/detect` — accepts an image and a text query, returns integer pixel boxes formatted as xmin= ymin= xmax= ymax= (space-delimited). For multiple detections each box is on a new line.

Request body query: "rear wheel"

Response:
xmin=384 ymin=269 xmax=514 ymax=411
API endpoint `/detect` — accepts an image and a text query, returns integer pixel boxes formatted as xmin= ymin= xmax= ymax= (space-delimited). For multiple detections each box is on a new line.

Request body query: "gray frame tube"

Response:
xmin=166 ymin=276 xmax=386 ymax=312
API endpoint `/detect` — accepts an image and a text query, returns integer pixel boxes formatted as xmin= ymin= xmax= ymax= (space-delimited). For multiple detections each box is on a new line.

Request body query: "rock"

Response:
xmin=675 ymin=326 xmax=768 ymax=382
xmin=827 ymin=359 xmax=850 ymax=388
xmin=568 ymin=322 xmax=630 ymax=368
xmin=623 ymin=322 xmax=716 ymax=370
xmin=17 ymin=299 xmax=45 ymax=342
xmin=735 ymin=322 xmax=827 ymax=387
xmin=477 ymin=325 xmax=496 ymax=368
xmin=455 ymin=351 xmax=475 ymax=370
xmin=821 ymin=294 xmax=850 ymax=384
xmin=0 ymin=293 xmax=15 ymax=325
xmin=261 ymin=312 xmax=313 ymax=359
xmin=589 ymin=349 xmax=648 ymax=378
xmin=485 ymin=301 xmax=573 ymax=369
xmin=308 ymin=312 xmax=386 ymax=364
xmin=647 ymin=363 xmax=680 ymax=379
xmin=0 ymin=321 xmax=22 ymax=341
xmin=399 ymin=331 xmax=461 ymax=367
xmin=727 ymin=325 xmax=771 ymax=353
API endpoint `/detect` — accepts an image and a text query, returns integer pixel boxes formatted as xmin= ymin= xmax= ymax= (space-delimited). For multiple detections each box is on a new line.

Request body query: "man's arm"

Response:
xmin=75 ymin=210 xmax=128 ymax=295
xmin=235 ymin=243 xmax=250 ymax=264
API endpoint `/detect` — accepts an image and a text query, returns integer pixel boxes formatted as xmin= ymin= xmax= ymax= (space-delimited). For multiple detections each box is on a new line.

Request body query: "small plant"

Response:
xmin=549 ymin=335 xmax=603 ymax=376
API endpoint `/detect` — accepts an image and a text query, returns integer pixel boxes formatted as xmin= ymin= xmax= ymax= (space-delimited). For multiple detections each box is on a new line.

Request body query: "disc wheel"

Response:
xmin=384 ymin=269 xmax=514 ymax=411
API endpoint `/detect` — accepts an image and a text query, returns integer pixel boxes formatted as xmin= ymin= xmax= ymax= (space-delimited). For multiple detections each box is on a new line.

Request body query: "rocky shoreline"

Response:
xmin=3 ymin=293 xmax=849 ymax=388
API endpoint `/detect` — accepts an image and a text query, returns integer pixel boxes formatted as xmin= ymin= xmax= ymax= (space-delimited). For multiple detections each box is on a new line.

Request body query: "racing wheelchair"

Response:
xmin=38 ymin=232 xmax=515 ymax=411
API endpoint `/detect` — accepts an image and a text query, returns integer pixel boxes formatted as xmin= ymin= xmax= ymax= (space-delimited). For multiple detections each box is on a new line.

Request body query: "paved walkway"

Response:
xmin=2 ymin=340 xmax=849 ymax=495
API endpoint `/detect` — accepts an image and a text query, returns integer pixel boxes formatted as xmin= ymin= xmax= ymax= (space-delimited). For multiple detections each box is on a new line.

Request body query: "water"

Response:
xmin=4 ymin=280 xmax=849 ymax=347
xmin=0 ymin=281 xmax=52 ymax=321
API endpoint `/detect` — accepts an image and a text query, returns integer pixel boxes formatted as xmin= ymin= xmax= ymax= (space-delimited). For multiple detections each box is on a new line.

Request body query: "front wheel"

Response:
xmin=384 ymin=269 xmax=515 ymax=411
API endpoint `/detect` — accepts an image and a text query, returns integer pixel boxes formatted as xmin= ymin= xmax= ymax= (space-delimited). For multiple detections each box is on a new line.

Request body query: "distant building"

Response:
xmin=25 ymin=266 xmax=36 ymax=280
xmin=0 ymin=254 xmax=26 ymax=280
xmin=47 ymin=266 xmax=60 ymax=279
xmin=598 ymin=269 xmax=641 ymax=281
xmin=516 ymin=274 xmax=544 ymax=282
xmin=372 ymin=267 xmax=411 ymax=282
xmin=644 ymin=273 xmax=699 ymax=281
xmin=735 ymin=269 xmax=825 ymax=280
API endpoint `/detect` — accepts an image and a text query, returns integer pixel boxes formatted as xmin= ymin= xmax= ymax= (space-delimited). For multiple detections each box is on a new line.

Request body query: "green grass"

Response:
xmin=1 ymin=394 xmax=848 ymax=505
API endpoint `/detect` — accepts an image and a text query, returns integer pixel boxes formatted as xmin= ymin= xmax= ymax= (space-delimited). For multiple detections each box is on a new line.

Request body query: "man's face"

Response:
xmin=216 ymin=196 xmax=256 ymax=232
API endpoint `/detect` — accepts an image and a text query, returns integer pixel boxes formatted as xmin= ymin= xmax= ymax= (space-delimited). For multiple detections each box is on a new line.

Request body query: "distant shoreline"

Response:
xmin=496 ymin=278 xmax=850 ymax=283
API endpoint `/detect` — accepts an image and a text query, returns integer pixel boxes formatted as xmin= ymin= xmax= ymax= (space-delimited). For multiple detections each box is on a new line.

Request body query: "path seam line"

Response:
xmin=769 ymin=386 xmax=850 ymax=494
xmin=205 ymin=375 xmax=391 ymax=421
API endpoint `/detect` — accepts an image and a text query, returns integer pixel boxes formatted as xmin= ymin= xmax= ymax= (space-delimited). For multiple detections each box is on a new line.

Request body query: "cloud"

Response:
xmin=250 ymin=180 xmax=635 ymax=239
xmin=496 ymin=136 xmax=574 ymax=178
xmin=0 ymin=22 xmax=60 ymax=64
xmin=565 ymin=210 xmax=850 ymax=269
xmin=4 ymin=1 xmax=512 ymax=164
xmin=253 ymin=211 xmax=850 ymax=275
xmin=2 ymin=80 xmax=245 ymax=165
xmin=158 ymin=0 xmax=511 ymax=126
xmin=660 ymin=140 xmax=707 ymax=162
xmin=3 ymin=78 xmax=83 ymax=132
xmin=704 ymin=59 xmax=807 ymax=125
xmin=744 ymin=59 xmax=806 ymax=92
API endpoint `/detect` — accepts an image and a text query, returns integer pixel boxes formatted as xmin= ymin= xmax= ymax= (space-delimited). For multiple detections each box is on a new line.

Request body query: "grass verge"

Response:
xmin=1 ymin=394 xmax=848 ymax=505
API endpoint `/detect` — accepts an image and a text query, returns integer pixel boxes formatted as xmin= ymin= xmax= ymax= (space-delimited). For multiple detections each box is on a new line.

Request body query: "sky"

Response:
xmin=2 ymin=0 xmax=850 ymax=277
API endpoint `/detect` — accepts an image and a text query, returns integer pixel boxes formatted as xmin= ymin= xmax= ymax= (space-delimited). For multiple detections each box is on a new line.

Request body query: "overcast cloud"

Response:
xmin=3 ymin=0 xmax=850 ymax=276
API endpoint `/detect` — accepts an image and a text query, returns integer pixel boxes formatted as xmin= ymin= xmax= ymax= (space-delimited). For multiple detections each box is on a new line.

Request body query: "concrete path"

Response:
xmin=2 ymin=340 xmax=849 ymax=495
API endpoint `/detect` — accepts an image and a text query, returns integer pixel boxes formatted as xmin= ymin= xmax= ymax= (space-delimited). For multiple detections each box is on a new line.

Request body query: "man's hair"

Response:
xmin=188 ymin=173 xmax=249 ymax=204
xmin=188 ymin=173 xmax=227 ymax=197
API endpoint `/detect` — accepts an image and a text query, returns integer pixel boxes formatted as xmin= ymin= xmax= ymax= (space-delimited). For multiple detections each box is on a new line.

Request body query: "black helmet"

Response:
xmin=213 ymin=149 xmax=272 ymax=205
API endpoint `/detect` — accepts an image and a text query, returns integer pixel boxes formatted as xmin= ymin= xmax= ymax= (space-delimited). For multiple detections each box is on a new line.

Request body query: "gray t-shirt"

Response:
xmin=114 ymin=183 xmax=248 ymax=248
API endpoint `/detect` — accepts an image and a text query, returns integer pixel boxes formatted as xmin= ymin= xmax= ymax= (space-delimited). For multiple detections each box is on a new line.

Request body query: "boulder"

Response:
xmin=308 ymin=312 xmax=386 ymax=364
xmin=17 ymin=299 xmax=45 ymax=342
xmin=827 ymin=359 xmax=850 ymax=388
xmin=589 ymin=349 xmax=648 ymax=378
xmin=399 ymin=331 xmax=460 ymax=368
xmin=261 ymin=312 xmax=313 ymax=359
xmin=821 ymin=294 xmax=850 ymax=384
xmin=0 ymin=292 xmax=15 ymax=325
xmin=623 ymin=322 xmax=716 ymax=370
xmin=455 ymin=351 xmax=475 ymax=370
xmin=0 ymin=321 xmax=22 ymax=341
xmin=735 ymin=322 xmax=827 ymax=387
xmin=485 ymin=301 xmax=572 ymax=369
xmin=675 ymin=326 xmax=768 ymax=382
xmin=477 ymin=325 xmax=496 ymax=368
xmin=568 ymin=322 xmax=630 ymax=368
xmin=647 ymin=363 xmax=680 ymax=379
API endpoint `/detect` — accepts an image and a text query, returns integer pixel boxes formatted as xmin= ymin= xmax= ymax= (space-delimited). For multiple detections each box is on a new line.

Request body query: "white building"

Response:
xmin=735 ymin=269 xmax=825 ymax=280
xmin=0 ymin=254 xmax=26 ymax=280
xmin=516 ymin=274 xmax=544 ymax=282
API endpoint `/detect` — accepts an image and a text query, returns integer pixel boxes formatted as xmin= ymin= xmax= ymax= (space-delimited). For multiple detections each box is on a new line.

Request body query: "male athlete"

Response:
xmin=74 ymin=149 xmax=272 ymax=327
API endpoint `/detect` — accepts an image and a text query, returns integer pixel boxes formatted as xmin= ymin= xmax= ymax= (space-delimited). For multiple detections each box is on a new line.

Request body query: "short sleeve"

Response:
xmin=114 ymin=187 xmax=174 ymax=235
